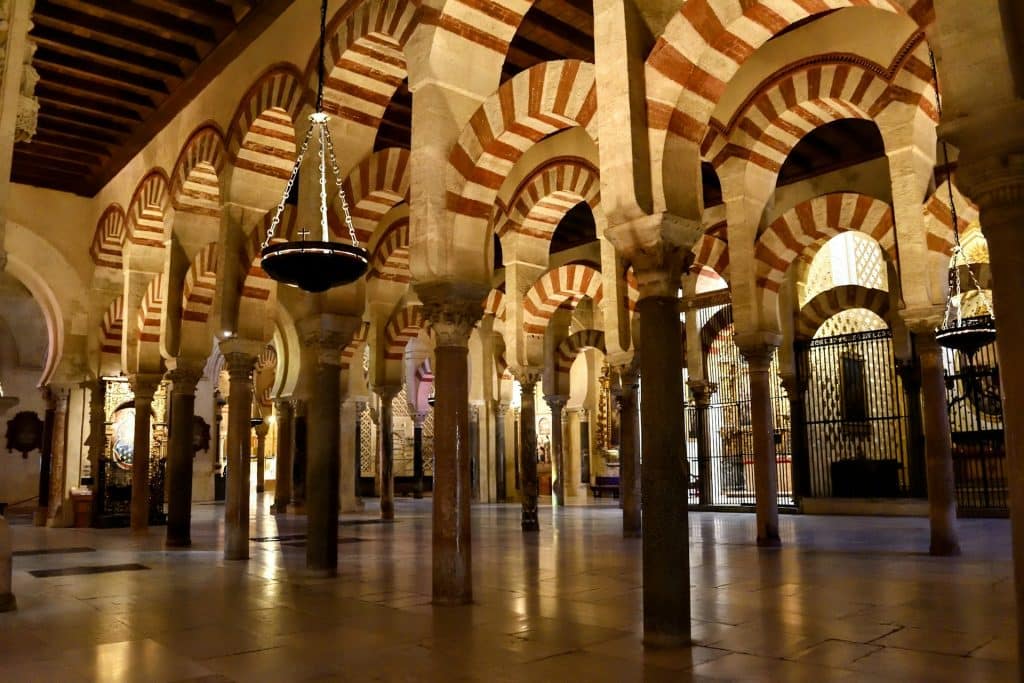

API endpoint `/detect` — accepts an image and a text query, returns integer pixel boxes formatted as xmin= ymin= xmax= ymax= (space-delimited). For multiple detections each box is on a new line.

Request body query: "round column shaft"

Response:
xmin=165 ymin=364 xmax=203 ymax=548
xmin=129 ymin=376 xmax=160 ymax=534
xmin=223 ymin=348 xmax=258 ymax=561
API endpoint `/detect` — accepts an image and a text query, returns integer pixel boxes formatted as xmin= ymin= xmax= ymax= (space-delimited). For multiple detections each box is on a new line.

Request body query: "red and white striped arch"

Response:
xmin=182 ymin=243 xmax=219 ymax=325
xmin=383 ymin=304 xmax=428 ymax=361
xmin=342 ymin=147 xmax=410 ymax=243
xmin=126 ymin=170 xmax=170 ymax=248
xmin=99 ymin=295 xmax=124 ymax=358
xmin=447 ymin=60 xmax=598 ymax=222
xmin=522 ymin=264 xmax=603 ymax=335
xmin=368 ymin=216 xmax=410 ymax=283
xmin=483 ymin=288 xmax=506 ymax=320
xmin=755 ymin=193 xmax=895 ymax=292
xmin=554 ymin=329 xmax=606 ymax=375
xmin=924 ymin=179 xmax=978 ymax=258
xmin=137 ymin=274 xmax=165 ymax=368
xmin=90 ymin=205 xmax=126 ymax=270
xmin=703 ymin=37 xmax=935 ymax=173
xmin=228 ymin=65 xmax=305 ymax=183
xmin=417 ymin=0 xmax=533 ymax=57
xmin=341 ymin=321 xmax=370 ymax=372
xmin=690 ymin=234 xmax=730 ymax=285
xmin=795 ymin=284 xmax=892 ymax=339
xmin=170 ymin=124 xmax=227 ymax=217
xmin=315 ymin=0 xmax=416 ymax=130
xmin=497 ymin=158 xmax=601 ymax=242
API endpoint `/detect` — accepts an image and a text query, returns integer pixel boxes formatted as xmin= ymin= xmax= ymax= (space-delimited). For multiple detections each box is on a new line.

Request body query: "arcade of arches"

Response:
xmin=1 ymin=0 xmax=1024 ymax=679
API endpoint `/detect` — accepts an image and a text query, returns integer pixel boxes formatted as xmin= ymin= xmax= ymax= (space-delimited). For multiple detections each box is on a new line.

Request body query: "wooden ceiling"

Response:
xmin=13 ymin=0 xmax=293 ymax=196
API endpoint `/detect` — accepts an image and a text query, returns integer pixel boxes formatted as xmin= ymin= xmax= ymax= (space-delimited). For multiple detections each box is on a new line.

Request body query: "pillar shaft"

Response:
xmin=129 ymin=377 xmax=159 ymax=533
xmin=292 ymin=402 xmax=308 ymax=510
xmin=34 ymin=391 xmax=55 ymax=526
xmin=620 ymin=368 xmax=641 ymax=536
xmin=87 ymin=380 xmax=106 ymax=528
xmin=516 ymin=371 xmax=541 ymax=531
xmin=376 ymin=388 xmax=399 ymax=521
xmin=915 ymin=330 xmax=961 ymax=555
xmin=166 ymin=365 xmax=202 ymax=548
xmin=223 ymin=350 xmax=257 ymax=560
xmin=255 ymin=424 xmax=268 ymax=494
xmin=307 ymin=358 xmax=342 ymax=575
xmin=273 ymin=400 xmax=295 ymax=513
xmin=637 ymin=295 xmax=690 ymax=648
xmin=340 ymin=401 xmax=361 ymax=513
xmin=495 ymin=404 xmax=507 ymax=501
xmin=413 ymin=414 xmax=425 ymax=499
xmin=688 ymin=380 xmax=715 ymax=507
xmin=741 ymin=347 xmax=781 ymax=547
xmin=780 ymin=375 xmax=810 ymax=501
xmin=546 ymin=396 xmax=567 ymax=506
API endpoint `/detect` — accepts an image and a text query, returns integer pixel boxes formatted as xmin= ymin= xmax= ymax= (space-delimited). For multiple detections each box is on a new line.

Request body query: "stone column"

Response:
xmin=896 ymin=358 xmax=928 ymax=498
xmin=687 ymin=379 xmax=716 ymax=506
xmin=354 ymin=401 xmax=366 ymax=503
xmin=579 ymin=408 xmax=592 ymax=487
xmin=221 ymin=343 xmax=259 ymax=561
xmin=469 ymin=404 xmax=481 ymax=500
xmin=778 ymin=374 xmax=810 ymax=501
xmin=339 ymin=400 xmax=362 ymax=513
xmin=375 ymin=386 xmax=400 ymax=521
xmin=545 ymin=396 xmax=568 ymax=506
xmin=619 ymin=365 xmax=642 ymax=536
xmin=494 ymin=402 xmax=508 ymax=501
xmin=165 ymin=362 xmax=203 ymax=548
xmin=420 ymin=291 xmax=483 ymax=605
xmin=737 ymin=344 xmax=781 ymax=547
xmin=272 ymin=399 xmax=294 ymax=514
xmin=254 ymin=421 xmax=269 ymax=494
xmin=0 ymin=503 xmax=13 ymax=612
xmin=86 ymin=380 xmax=106 ymax=527
xmin=128 ymin=374 xmax=160 ymax=533
xmin=514 ymin=369 xmax=542 ymax=531
xmin=291 ymin=400 xmax=307 ymax=511
xmin=46 ymin=386 xmax=71 ymax=526
xmin=34 ymin=388 xmax=56 ymax=526
xmin=909 ymin=321 xmax=961 ymax=555
xmin=413 ymin=411 xmax=426 ymax=499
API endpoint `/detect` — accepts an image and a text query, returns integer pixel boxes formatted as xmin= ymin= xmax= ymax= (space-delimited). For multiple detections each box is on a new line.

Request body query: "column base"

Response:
xmin=305 ymin=567 xmax=337 ymax=579
xmin=521 ymin=520 xmax=539 ymax=532
xmin=642 ymin=632 xmax=691 ymax=650
xmin=0 ymin=593 xmax=15 ymax=612
xmin=165 ymin=538 xmax=191 ymax=549
xmin=930 ymin=538 xmax=962 ymax=556
xmin=33 ymin=509 xmax=47 ymax=526
xmin=756 ymin=534 xmax=782 ymax=548
xmin=432 ymin=595 xmax=473 ymax=607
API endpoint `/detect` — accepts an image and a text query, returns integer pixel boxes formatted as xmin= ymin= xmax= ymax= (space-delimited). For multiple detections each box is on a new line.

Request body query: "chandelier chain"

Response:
xmin=262 ymin=123 xmax=315 ymax=250
xmin=324 ymin=125 xmax=360 ymax=247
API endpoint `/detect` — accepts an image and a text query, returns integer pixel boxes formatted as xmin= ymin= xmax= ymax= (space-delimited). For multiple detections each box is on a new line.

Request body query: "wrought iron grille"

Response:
xmin=694 ymin=304 xmax=793 ymax=508
xmin=796 ymin=328 xmax=913 ymax=498
xmin=944 ymin=342 xmax=1007 ymax=515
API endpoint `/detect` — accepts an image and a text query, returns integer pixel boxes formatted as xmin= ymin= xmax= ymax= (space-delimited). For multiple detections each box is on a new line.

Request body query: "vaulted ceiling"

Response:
xmin=13 ymin=0 xmax=293 ymax=196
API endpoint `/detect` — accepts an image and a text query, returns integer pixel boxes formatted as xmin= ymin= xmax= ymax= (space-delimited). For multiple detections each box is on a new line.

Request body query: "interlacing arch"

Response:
xmin=703 ymin=35 xmax=935 ymax=174
xmin=923 ymin=179 xmax=979 ymax=257
xmin=342 ymin=147 xmax=410 ymax=244
xmin=314 ymin=0 xmax=416 ymax=129
xmin=137 ymin=274 xmax=165 ymax=369
xmin=383 ymin=304 xmax=428 ymax=361
xmin=496 ymin=157 xmax=601 ymax=243
xmin=340 ymin=322 xmax=370 ymax=371
xmin=99 ymin=295 xmax=124 ymax=357
xmin=690 ymin=234 xmax=730 ymax=284
xmin=227 ymin=64 xmax=305 ymax=182
xmin=90 ymin=205 xmax=126 ymax=270
xmin=523 ymin=264 xmax=603 ymax=335
xmin=555 ymin=329 xmax=606 ymax=375
xmin=170 ymin=124 xmax=227 ymax=217
xmin=126 ymin=170 xmax=171 ymax=247
xmin=447 ymin=60 xmax=598 ymax=221
xmin=368 ymin=216 xmax=410 ymax=283
xmin=796 ymin=284 xmax=891 ymax=340
xmin=417 ymin=0 xmax=533 ymax=58
xmin=483 ymin=289 xmax=506 ymax=321
xmin=755 ymin=193 xmax=895 ymax=292
xmin=182 ymin=243 xmax=219 ymax=325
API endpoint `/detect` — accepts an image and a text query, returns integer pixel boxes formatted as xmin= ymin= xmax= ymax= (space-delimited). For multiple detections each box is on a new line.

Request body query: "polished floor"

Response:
xmin=1 ymin=498 xmax=1017 ymax=682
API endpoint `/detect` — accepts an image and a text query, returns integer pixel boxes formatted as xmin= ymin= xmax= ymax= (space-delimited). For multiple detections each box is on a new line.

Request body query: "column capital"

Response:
xmin=221 ymin=350 xmax=258 ymax=382
xmin=299 ymin=314 xmax=360 ymax=367
xmin=686 ymin=379 xmax=717 ymax=406
xmin=166 ymin=358 xmax=205 ymax=395
xmin=253 ymin=422 xmax=270 ymax=438
xmin=494 ymin=401 xmax=510 ymax=417
xmin=374 ymin=385 xmax=401 ymax=403
xmin=127 ymin=373 xmax=162 ymax=400
xmin=511 ymin=366 xmax=542 ymax=389
xmin=735 ymin=331 xmax=781 ymax=370
xmin=417 ymin=283 xmax=487 ymax=348
xmin=776 ymin=374 xmax=805 ymax=401
xmin=605 ymin=213 xmax=701 ymax=299
xmin=544 ymin=395 xmax=568 ymax=412
xmin=900 ymin=307 xmax=945 ymax=337
xmin=274 ymin=398 xmax=295 ymax=419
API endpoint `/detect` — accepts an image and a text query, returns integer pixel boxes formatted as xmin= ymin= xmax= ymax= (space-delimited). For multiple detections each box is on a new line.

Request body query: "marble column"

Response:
xmin=494 ymin=402 xmax=508 ymax=501
xmin=291 ymin=401 xmax=307 ymax=511
xmin=912 ymin=324 xmax=961 ymax=555
xmin=738 ymin=345 xmax=781 ymax=547
xmin=579 ymin=409 xmax=592 ymax=487
xmin=46 ymin=386 xmax=71 ymax=527
xmin=687 ymin=379 xmax=716 ymax=506
xmin=469 ymin=404 xmax=481 ymax=500
xmin=254 ymin=421 xmax=269 ymax=494
xmin=413 ymin=411 xmax=426 ymax=499
xmin=165 ymin=363 xmax=204 ymax=548
xmin=0 ymin=503 xmax=13 ymax=612
xmin=619 ymin=366 xmax=642 ymax=535
xmin=636 ymin=291 xmax=690 ymax=648
xmin=546 ymin=395 xmax=568 ymax=506
xmin=896 ymin=358 xmax=928 ymax=498
xmin=222 ymin=344 xmax=259 ymax=561
xmin=34 ymin=388 xmax=56 ymax=526
xmin=515 ymin=369 xmax=542 ymax=531
xmin=420 ymin=292 xmax=482 ymax=605
xmin=128 ymin=375 xmax=160 ymax=533
xmin=272 ymin=399 xmax=294 ymax=514
xmin=340 ymin=400 xmax=363 ymax=513
xmin=354 ymin=401 xmax=366 ymax=502
xmin=86 ymin=380 xmax=106 ymax=528
xmin=376 ymin=386 xmax=400 ymax=521
xmin=778 ymin=374 xmax=810 ymax=501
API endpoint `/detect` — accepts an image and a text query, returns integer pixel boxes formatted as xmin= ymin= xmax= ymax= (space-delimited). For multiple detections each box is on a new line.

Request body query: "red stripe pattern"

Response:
xmin=554 ymin=329 xmax=605 ymax=374
xmin=90 ymin=205 xmax=126 ymax=269
xmin=523 ymin=264 xmax=604 ymax=334
xmin=796 ymin=284 xmax=891 ymax=339
xmin=342 ymin=146 xmax=410 ymax=243
xmin=126 ymin=170 xmax=170 ymax=247
xmin=170 ymin=125 xmax=227 ymax=217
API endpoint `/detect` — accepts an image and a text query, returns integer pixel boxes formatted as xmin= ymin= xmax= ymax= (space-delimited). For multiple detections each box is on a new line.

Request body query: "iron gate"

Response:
xmin=944 ymin=341 xmax=1007 ymax=515
xmin=796 ymin=328 xmax=915 ymax=498
xmin=693 ymin=304 xmax=793 ymax=508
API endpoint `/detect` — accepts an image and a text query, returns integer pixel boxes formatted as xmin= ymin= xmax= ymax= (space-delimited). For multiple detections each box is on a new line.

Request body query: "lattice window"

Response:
xmin=802 ymin=233 xmax=887 ymax=306
xmin=803 ymin=252 xmax=835 ymax=305
xmin=850 ymin=233 xmax=885 ymax=290
xmin=422 ymin=408 xmax=434 ymax=476
xmin=359 ymin=406 xmax=375 ymax=475
xmin=814 ymin=308 xmax=888 ymax=339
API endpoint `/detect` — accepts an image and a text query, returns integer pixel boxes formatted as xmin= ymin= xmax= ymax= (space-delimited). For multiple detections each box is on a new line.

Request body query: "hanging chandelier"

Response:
xmin=259 ymin=0 xmax=368 ymax=293
xmin=929 ymin=50 xmax=996 ymax=357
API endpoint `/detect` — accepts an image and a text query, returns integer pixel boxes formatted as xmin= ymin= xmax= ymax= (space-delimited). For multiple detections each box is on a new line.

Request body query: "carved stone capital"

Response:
xmin=494 ymin=401 xmax=510 ymax=418
xmin=900 ymin=307 xmax=945 ymax=337
xmin=511 ymin=366 xmax=543 ymax=389
xmin=775 ymin=374 xmax=805 ymax=401
xmin=736 ymin=343 xmax=778 ymax=371
xmin=127 ymin=373 xmax=161 ymax=401
xmin=415 ymin=281 xmax=488 ymax=348
xmin=274 ymin=399 xmax=295 ymax=421
xmin=298 ymin=315 xmax=360 ymax=367
xmin=605 ymin=213 xmax=700 ymax=299
xmin=165 ymin=358 xmax=205 ymax=395
xmin=222 ymin=352 xmax=258 ymax=383
xmin=253 ymin=422 xmax=270 ymax=438
xmin=544 ymin=395 xmax=568 ymax=414
xmin=375 ymin=385 xmax=401 ymax=405
xmin=686 ymin=379 xmax=717 ymax=406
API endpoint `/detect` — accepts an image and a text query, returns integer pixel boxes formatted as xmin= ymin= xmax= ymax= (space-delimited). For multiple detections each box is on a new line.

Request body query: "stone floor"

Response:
xmin=0 ymin=498 xmax=1017 ymax=682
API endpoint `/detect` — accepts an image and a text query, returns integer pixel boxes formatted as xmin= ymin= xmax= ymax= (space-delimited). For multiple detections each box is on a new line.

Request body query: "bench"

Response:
xmin=590 ymin=476 xmax=620 ymax=499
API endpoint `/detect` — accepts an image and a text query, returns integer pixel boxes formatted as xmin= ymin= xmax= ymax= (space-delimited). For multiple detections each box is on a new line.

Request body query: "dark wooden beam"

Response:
xmin=33 ymin=47 xmax=169 ymax=98
xmin=130 ymin=0 xmax=236 ymax=33
xmin=31 ymin=25 xmax=185 ymax=81
xmin=36 ymin=113 xmax=124 ymax=145
xmin=36 ymin=105 xmax=132 ymax=136
xmin=30 ymin=130 xmax=111 ymax=157
xmin=15 ymin=139 xmax=106 ymax=166
xmin=36 ymin=89 xmax=143 ymax=125
xmin=34 ymin=65 xmax=155 ymax=110
xmin=46 ymin=0 xmax=218 ymax=46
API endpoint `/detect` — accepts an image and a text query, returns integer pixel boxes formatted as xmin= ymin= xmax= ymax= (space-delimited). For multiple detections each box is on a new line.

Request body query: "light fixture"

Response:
xmin=259 ymin=0 xmax=368 ymax=293
xmin=929 ymin=50 xmax=996 ymax=357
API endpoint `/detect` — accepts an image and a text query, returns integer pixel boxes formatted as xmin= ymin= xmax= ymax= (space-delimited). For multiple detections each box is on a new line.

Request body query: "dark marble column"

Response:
xmin=291 ymin=401 xmax=307 ymax=511
xmin=579 ymin=409 xmax=591 ymax=486
xmin=85 ymin=379 xmax=106 ymax=527
xmin=619 ymin=365 xmax=641 ymax=536
xmin=636 ymin=292 xmax=690 ymax=648
xmin=420 ymin=291 xmax=483 ymax=605
xmin=514 ymin=369 xmax=542 ymax=531
xmin=128 ymin=374 xmax=160 ymax=534
xmin=254 ymin=422 xmax=269 ymax=494
xmin=545 ymin=395 xmax=568 ymax=506
xmin=469 ymin=405 xmax=481 ymax=500
xmin=687 ymin=379 xmax=716 ymax=506
xmin=272 ymin=400 xmax=294 ymax=514
xmin=911 ymin=324 xmax=961 ymax=556
xmin=494 ymin=402 xmax=508 ymax=501
xmin=165 ymin=363 xmax=203 ymax=548
xmin=0 ymin=504 xmax=13 ymax=612
xmin=222 ymin=344 xmax=258 ymax=561
xmin=738 ymin=345 xmax=781 ymax=547
xmin=34 ymin=388 xmax=56 ymax=527
xmin=413 ymin=412 xmax=425 ymax=499
xmin=778 ymin=374 xmax=809 ymax=502
xmin=376 ymin=386 xmax=400 ymax=521
xmin=896 ymin=358 xmax=928 ymax=498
